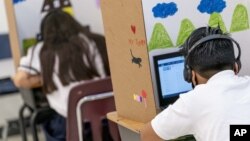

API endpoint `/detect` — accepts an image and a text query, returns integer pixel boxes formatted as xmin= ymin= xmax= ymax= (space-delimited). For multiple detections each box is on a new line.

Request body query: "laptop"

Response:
xmin=153 ymin=51 xmax=192 ymax=109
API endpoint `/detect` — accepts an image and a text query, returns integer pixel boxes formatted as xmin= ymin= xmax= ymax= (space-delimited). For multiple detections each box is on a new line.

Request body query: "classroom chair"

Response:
xmin=19 ymin=87 xmax=55 ymax=141
xmin=67 ymin=77 xmax=120 ymax=141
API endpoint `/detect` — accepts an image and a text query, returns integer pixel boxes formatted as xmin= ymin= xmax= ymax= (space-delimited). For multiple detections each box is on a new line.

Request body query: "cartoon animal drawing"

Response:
xmin=130 ymin=49 xmax=142 ymax=68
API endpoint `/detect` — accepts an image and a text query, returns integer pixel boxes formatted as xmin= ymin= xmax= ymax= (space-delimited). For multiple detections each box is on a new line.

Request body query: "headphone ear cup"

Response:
xmin=184 ymin=64 xmax=192 ymax=83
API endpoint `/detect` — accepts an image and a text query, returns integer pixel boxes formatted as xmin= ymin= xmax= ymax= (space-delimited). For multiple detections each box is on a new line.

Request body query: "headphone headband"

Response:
xmin=186 ymin=34 xmax=241 ymax=61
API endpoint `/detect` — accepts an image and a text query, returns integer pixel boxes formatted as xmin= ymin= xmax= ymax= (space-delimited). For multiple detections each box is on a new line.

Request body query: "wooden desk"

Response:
xmin=107 ymin=111 xmax=145 ymax=141
xmin=107 ymin=111 xmax=195 ymax=141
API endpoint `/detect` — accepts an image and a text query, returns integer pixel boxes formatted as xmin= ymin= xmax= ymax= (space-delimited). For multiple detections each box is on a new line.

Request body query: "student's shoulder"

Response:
xmin=239 ymin=75 xmax=250 ymax=81
xmin=182 ymin=83 xmax=207 ymax=94
xmin=27 ymin=42 xmax=44 ymax=52
xmin=179 ymin=84 xmax=208 ymax=102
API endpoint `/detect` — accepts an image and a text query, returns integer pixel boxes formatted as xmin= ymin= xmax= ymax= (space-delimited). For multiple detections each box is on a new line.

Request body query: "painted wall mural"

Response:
xmin=142 ymin=0 xmax=250 ymax=51
xmin=230 ymin=4 xmax=249 ymax=32
xmin=16 ymin=0 xmax=74 ymax=54
xmin=142 ymin=0 xmax=250 ymax=75
xmin=13 ymin=0 xmax=104 ymax=55
xmin=197 ymin=0 xmax=226 ymax=14
xmin=152 ymin=2 xmax=178 ymax=19
xmin=13 ymin=0 xmax=26 ymax=5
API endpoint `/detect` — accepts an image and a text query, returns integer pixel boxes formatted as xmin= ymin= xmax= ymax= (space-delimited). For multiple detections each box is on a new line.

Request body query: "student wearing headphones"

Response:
xmin=141 ymin=26 xmax=250 ymax=141
xmin=13 ymin=10 xmax=107 ymax=141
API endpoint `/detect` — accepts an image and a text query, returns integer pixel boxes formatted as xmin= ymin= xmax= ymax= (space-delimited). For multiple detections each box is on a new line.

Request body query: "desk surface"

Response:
xmin=107 ymin=111 xmax=145 ymax=134
xmin=108 ymin=111 xmax=195 ymax=141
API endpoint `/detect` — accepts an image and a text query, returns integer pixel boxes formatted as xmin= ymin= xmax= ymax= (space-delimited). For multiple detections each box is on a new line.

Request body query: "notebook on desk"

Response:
xmin=153 ymin=51 xmax=192 ymax=110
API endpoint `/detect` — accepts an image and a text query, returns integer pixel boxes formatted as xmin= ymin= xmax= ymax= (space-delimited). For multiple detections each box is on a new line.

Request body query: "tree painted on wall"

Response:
xmin=209 ymin=13 xmax=227 ymax=33
xmin=176 ymin=19 xmax=195 ymax=47
xmin=148 ymin=23 xmax=173 ymax=51
xmin=230 ymin=4 xmax=249 ymax=32
xmin=149 ymin=2 xmax=177 ymax=51
xmin=146 ymin=0 xmax=249 ymax=52
xmin=198 ymin=0 xmax=226 ymax=29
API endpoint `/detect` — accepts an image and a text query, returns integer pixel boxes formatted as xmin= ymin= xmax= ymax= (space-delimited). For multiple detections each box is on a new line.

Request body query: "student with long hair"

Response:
xmin=13 ymin=9 xmax=108 ymax=141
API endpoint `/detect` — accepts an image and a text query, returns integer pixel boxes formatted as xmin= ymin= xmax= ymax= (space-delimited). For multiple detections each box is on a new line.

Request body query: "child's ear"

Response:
xmin=234 ymin=62 xmax=239 ymax=74
xmin=191 ymin=70 xmax=197 ymax=86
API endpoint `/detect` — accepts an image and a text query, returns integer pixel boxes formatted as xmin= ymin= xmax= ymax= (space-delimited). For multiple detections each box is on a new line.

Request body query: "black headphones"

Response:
xmin=183 ymin=34 xmax=241 ymax=83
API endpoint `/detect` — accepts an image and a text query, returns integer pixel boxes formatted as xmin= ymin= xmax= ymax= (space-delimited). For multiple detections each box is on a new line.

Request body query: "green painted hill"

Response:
xmin=209 ymin=12 xmax=227 ymax=33
xmin=230 ymin=4 xmax=249 ymax=32
xmin=176 ymin=19 xmax=195 ymax=47
xmin=148 ymin=23 xmax=174 ymax=51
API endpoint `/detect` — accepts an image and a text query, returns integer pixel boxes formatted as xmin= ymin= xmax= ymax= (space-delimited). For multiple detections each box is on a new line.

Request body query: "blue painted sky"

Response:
xmin=152 ymin=2 xmax=178 ymax=18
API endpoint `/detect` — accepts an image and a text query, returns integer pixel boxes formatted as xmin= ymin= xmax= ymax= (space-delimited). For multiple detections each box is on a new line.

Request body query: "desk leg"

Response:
xmin=19 ymin=104 xmax=28 ymax=141
xmin=118 ymin=126 xmax=140 ymax=141
xmin=30 ymin=110 xmax=39 ymax=141
xmin=1 ymin=120 xmax=8 ymax=141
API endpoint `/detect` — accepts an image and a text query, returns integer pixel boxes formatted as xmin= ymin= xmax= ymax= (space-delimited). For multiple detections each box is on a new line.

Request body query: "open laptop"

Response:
xmin=153 ymin=51 xmax=192 ymax=109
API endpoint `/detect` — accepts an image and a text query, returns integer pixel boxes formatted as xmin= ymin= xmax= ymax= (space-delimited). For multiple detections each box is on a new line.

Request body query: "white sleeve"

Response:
xmin=18 ymin=43 xmax=42 ymax=75
xmin=151 ymin=96 xmax=193 ymax=140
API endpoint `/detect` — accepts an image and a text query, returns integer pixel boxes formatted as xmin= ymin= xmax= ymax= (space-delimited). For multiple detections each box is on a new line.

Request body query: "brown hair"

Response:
xmin=40 ymin=10 xmax=100 ymax=93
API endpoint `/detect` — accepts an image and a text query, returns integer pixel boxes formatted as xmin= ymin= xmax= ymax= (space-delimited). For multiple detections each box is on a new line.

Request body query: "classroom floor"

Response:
xmin=6 ymin=132 xmax=45 ymax=141
xmin=0 ymin=92 xmax=46 ymax=141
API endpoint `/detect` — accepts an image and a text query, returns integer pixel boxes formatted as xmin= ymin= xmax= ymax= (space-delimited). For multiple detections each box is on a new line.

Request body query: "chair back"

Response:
xmin=67 ymin=77 xmax=120 ymax=141
xmin=19 ymin=87 xmax=49 ymax=109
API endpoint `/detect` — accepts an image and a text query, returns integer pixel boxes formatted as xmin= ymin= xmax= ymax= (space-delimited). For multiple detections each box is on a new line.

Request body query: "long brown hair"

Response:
xmin=40 ymin=10 xmax=100 ymax=94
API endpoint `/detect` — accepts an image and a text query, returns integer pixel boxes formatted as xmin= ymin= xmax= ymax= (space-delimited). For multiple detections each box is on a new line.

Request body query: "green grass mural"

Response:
xmin=230 ymin=4 xmax=249 ymax=32
xmin=176 ymin=19 xmax=195 ymax=47
xmin=209 ymin=12 xmax=227 ymax=33
xmin=148 ymin=23 xmax=173 ymax=51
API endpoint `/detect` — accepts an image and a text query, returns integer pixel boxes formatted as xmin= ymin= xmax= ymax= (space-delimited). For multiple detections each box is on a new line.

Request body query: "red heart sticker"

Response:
xmin=131 ymin=25 xmax=136 ymax=34
xmin=141 ymin=90 xmax=147 ymax=98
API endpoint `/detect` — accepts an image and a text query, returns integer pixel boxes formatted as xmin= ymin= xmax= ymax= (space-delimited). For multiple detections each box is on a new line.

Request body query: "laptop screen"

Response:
xmin=153 ymin=51 xmax=192 ymax=108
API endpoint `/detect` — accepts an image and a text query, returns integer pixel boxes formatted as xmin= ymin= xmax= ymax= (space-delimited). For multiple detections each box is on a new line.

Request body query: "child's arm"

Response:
xmin=12 ymin=70 xmax=42 ymax=89
xmin=13 ymin=43 xmax=43 ymax=89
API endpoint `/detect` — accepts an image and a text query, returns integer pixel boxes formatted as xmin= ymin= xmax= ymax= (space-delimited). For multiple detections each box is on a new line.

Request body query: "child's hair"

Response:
xmin=181 ymin=26 xmax=236 ymax=79
xmin=39 ymin=9 xmax=100 ymax=93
